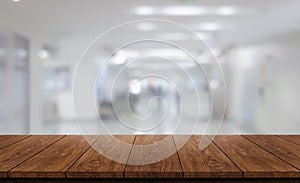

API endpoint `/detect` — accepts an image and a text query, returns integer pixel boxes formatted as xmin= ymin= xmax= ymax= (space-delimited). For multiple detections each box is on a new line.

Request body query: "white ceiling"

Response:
xmin=0 ymin=0 xmax=300 ymax=63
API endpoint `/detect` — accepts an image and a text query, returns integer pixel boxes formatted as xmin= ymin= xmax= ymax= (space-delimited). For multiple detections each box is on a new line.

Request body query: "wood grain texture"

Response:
xmin=125 ymin=135 xmax=182 ymax=178
xmin=0 ymin=135 xmax=298 ymax=180
xmin=0 ymin=178 xmax=300 ymax=183
xmin=244 ymin=135 xmax=300 ymax=169
xmin=213 ymin=135 xmax=300 ymax=178
xmin=0 ymin=135 xmax=29 ymax=150
xmin=278 ymin=135 xmax=300 ymax=146
xmin=174 ymin=135 xmax=242 ymax=178
xmin=0 ymin=136 xmax=63 ymax=178
xmin=9 ymin=136 xmax=98 ymax=178
xmin=67 ymin=135 xmax=135 ymax=178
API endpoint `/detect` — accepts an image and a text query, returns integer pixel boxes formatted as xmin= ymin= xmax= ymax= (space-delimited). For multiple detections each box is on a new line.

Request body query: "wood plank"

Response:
xmin=67 ymin=135 xmax=135 ymax=178
xmin=9 ymin=135 xmax=98 ymax=178
xmin=0 ymin=178 xmax=300 ymax=183
xmin=125 ymin=135 xmax=182 ymax=178
xmin=213 ymin=135 xmax=300 ymax=178
xmin=244 ymin=135 xmax=300 ymax=170
xmin=277 ymin=135 xmax=300 ymax=146
xmin=0 ymin=135 xmax=29 ymax=150
xmin=174 ymin=135 xmax=242 ymax=178
xmin=0 ymin=135 xmax=62 ymax=178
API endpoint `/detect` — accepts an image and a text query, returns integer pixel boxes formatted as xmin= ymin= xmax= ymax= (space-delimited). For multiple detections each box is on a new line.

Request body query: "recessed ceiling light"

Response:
xmin=134 ymin=6 xmax=248 ymax=16
xmin=210 ymin=79 xmax=219 ymax=89
xmin=217 ymin=6 xmax=239 ymax=15
xmin=134 ymin=6 xmax=155 ymax=15
xmin=198 ymin=23 xmax=221 ymax=31
xmin=198 ymin=22 xmax=235 ymax=31
xmin=162 ymin=6 xmax=208 ymax=16
xmin=112 ymin=51 xmax=126 ymax=65
xmin=129 ymin=80 xmax=141 ymax=94
xmin=39 ymin=49 xmax=49 ymax=59
xmin=11 ymin=0 xmax=21 ymax=2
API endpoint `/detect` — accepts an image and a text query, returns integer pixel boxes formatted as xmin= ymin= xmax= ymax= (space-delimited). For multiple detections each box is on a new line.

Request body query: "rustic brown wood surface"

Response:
xmin=0 ymin=135 xmax=298 ymax=180
xmin=0 ymin=135 xmax=29 ymax=150
xmin=244 ymin=135 xmax=300 ymax=169
xmin=174 ymin=135 xmax=241 ymax=178
xmin=9 ymin=136 xmax=98 ymax=178
xmin=213 ymin=135 xmax=300 ymax=178
xmin=0 ymin=136 xmax=62 ymax=178
xmin=278 ymin=135 xmax=300 ymax=146
xmin=125 ymin=135 xmax=182 ymax=178
xmin=67 ymin=135 xmax=135 ymax=178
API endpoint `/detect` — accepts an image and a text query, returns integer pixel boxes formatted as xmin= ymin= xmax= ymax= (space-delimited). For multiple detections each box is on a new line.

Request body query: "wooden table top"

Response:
xmin=0 ymin=135 xmax=299 ymax=181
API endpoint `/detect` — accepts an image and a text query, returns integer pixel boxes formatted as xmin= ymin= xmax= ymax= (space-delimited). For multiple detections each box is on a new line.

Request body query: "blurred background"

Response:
xmin=0 ymin=0 xmax=300 ymax=134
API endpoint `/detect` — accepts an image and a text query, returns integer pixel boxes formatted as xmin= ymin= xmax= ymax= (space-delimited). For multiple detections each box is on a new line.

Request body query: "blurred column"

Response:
xmin=0 ymin=32 xmax=30 ymax=134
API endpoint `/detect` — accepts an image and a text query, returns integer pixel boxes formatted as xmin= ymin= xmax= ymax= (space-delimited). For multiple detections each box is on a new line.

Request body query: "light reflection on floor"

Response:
xmin=43 ymin=119 xmax=258 ymax=135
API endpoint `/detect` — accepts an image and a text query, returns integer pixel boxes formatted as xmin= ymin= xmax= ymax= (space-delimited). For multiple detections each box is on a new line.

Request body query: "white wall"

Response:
xmin=226 ymin=31 xmax=300 ymax=133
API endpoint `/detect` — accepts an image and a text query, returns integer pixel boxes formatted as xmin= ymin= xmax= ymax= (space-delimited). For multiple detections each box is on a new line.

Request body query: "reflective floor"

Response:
xmin=42 ymin=120 xmax=263 ymax=135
